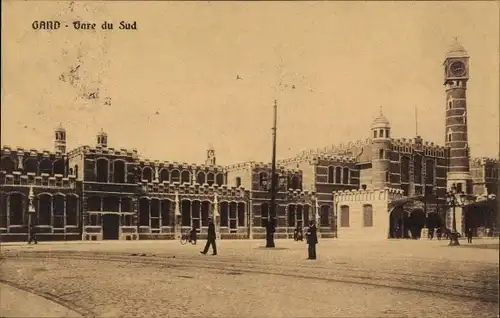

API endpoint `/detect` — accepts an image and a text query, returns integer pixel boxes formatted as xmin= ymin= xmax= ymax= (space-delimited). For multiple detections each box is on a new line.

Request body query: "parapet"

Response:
xmin=471 ymin=157 xmax=500 ymax=165
xmin=1 ymin=146 xmax=65 ymax=159
xmin=139 ymin=160 xmax=226 ymax=172
xmin=391 ymin=138 xmax=447 ymax=153
xmin=67 ymin=145 xmax=139 ymax=159
xmin=333 ymin=187 xmax=405 ymax=203
xmin=138 ymin=181 xmax=251 ymax=200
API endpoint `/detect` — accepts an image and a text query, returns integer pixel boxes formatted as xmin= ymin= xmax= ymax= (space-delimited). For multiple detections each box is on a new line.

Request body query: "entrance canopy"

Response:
xmin=389 ymin=196 xmax=425 ymax=210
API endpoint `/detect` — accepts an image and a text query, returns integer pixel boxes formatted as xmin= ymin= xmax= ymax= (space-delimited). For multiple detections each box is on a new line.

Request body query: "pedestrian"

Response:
xmin=467 ymin=228 xmax=473 ymax=243
xmin=200 ymin=218 xmax=217 ymax=255
xmin=28 ymin=223 xmax=37 ymax=245
xmin=305 ymin=220 xmax=318 ymax=260
xmin=189 ymin=225 xmax=197 ymax=245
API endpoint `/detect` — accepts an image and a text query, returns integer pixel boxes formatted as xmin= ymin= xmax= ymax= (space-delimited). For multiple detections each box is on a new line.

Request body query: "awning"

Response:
xmin=463 ymin=198 xmax=498 ymax=210
xmin=388 ymin=196 xmax=424 ymax=209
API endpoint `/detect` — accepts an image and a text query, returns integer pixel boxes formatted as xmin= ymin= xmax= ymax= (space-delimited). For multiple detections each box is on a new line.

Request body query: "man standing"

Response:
xmin=201 ymin=218 xmax=217 ymax=255
xmin=305 ymin=220 xmax=318 ymax=260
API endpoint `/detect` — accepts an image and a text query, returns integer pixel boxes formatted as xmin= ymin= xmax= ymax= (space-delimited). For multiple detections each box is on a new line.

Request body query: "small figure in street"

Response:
xmin=305 ymin=220 xmax=318 ymax=260
xmin=467 ymin=227 xmax=473 ymax=243
xmin=436 ymin=227 xmax=442 ymax=240
xmin=201 ymin=218 xmax=217 ymax=255
xmin=294 ymin=225 xmax=303 ymax=241
xmin=28 ymin=223 xmax=38 ymax=245
xmin=189 ymin=226 xmax=197 ymax=245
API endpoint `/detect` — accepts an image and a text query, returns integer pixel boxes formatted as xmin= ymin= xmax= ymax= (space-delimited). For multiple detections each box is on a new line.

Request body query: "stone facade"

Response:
xmin=334 ymin=187 xmax=405 ymax=239
xmin=1 ymin=39 xmax=498 ymax=242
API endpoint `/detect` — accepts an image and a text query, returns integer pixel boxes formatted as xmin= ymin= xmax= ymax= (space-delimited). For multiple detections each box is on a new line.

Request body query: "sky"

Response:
xmin=2 ymin=1 xmax=499 ymax=165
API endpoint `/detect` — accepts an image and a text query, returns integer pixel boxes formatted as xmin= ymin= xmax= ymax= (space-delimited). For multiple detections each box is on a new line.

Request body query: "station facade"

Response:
xmin=1 ymin=40 xmax=498 ymax=242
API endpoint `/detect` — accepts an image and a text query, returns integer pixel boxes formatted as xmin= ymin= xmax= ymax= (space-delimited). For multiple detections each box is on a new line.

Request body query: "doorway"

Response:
xmin=102 ymin=214 xmax=120 ymax=240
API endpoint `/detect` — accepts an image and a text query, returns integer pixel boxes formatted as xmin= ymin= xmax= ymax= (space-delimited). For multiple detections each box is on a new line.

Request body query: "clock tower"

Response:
xmin=443 ymin=38 xmax=472 ymax=194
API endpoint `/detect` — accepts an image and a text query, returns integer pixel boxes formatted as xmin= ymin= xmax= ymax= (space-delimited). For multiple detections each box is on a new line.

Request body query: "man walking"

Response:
xmin=201 ymin=218 xmax=217 ymax=255
xmin=305 ymin=220 xmax=318 ymax=260
xmin=467 ymin=227 xmax=473 ymax=244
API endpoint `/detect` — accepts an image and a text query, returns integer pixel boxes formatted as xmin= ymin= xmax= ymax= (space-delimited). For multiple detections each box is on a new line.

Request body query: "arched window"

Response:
xmin=237 ymin=202 xmax=245 ymax=227
xmin=235 ymin=177 xmax=242 ymax=187
xmin=9 ymin=193 xmax=25 ymax=225
xmin=414 ymin=155 xmax=422 ymax=184
xmin=207 ymin=173 xmax=215 ymax=186
xmin=426 ymin=160 xmax=435 ymax=184
xmin=53 ymin=195 xmax=65 ymax=228
xmin=379 ymin=149 xmax=384 ymax=159
xmin=161 ymin=199 xmax=172 ymax=227
xmin=401 ymin=156 xmax=410 ymax=183
xmin=290 ymin=175 xmax=300 ymax=190
xmin=197 ymin=172 xmax=206 ymax=184
xmin=201 ymin=201 xmax=210 ymax=226
xmin=38 ymin=194 xmax=52 ymax=225
xmin=287 ymin=204 xmax=296 ymax=227
xmin=24 ymin=158 xmax=38 ymax=174
xmin=342 ymin=167 xmax=349 ymax=184
xmin=150 ymin=199 xmax=160 ymax=229
xmin=327 ymin=166 xmax=334 ymax=184
xmin=181 ymin=200 xmax=191 ymax=227
xmin=220 ymin=202 xmax=229 ymax=227
xmin=259 ymin=172 xmax=269 ymax=189
xmin=39 ymin=159 xmax=52 ymax=175
xmin=103 ymin=196 xmax=119 ymax=212
xmin=87 ymin=196 xmax=101 ymax=212
xmin=363 ymin=204 xmax=373 ymax=227
xmin=96 ymin=158 xmax=109 ymax=183
xmin=320 ymin=205 xmax=330 ymax=227
xmin=160 ymin=169 xmax=170 ymax=183
xmin=53 ymin=159 xmax=65 ymax=175
xmin=66 ymin=195 xmax=78 ymax=226
xmin=229 ymin=202 xmax=237 ymax=229
xmin=139 ymin=198 xmax=150 ymax=226
xmin=181 ymin=170 xmax=191 ymax=184
xmin=142 ymin=167 xmax=153 ymax=183
xmin=373 ymin=130 xmax=377 ymax=138
xmin=340 ymin=205 xmax=350 ymax=227
xmin=171 ymin=170 xmax=180 ymax=183
xmin=335 ymin=167 xmax=341 ymax=184
xmin=216 ymin=173 xmax=224 ymax=186
xmin=379 ymin=129 xmax=384 ymax=138
xmin=448 ymin=101 xmax=452 ymax=109
xmin=74 ymin=165 xmax=79 ymax=179
xmin=191 ymin=200 xmax=201 ymax=230
xmin=114 ymin=160 xmax=126 ymax=183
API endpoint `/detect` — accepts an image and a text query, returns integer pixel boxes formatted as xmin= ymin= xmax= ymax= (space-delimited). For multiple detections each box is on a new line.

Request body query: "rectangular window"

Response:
xmin=340 ymin=206 xmax=349 ymax=227
xmin=363 ymin=205 xmax=373 ymax=227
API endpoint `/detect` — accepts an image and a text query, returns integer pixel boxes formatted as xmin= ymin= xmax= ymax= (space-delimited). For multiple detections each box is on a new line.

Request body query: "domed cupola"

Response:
xmin=371 ymin=107 xmax=391 ymax=139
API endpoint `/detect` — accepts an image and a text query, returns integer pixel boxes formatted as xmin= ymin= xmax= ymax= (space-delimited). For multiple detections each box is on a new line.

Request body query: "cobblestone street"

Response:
xmin=1 ymin=238 xmax=498 ymax=317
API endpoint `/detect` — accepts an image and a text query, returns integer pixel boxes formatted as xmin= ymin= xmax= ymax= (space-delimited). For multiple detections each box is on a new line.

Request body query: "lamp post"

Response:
xmin=27 ymin=185 xmax=35 ymax=240
xmin=445 ymin=184 xmax=467 ymax=246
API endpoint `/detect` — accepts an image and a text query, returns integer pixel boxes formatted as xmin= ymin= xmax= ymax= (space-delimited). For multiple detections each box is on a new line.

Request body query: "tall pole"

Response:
xmin=266 ymin=100 xmax=278 ymax=248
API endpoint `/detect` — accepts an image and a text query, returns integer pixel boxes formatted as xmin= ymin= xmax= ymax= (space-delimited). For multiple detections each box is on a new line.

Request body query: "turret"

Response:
xmin=54 ymin=123 xmax=67 ymax=153
xmin=206 ymin=145 xmax=216 ymax=166
xmin=370 ymin=107 xmax=391 ymax=190
xmin=97 ymin=129 xmax=108 ymax=148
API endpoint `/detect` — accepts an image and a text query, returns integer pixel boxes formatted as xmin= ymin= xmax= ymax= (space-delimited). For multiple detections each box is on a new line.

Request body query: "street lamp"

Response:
xmin=445 ymin=184 xmax=467 ymax=246
xmin=27 ymin=185 xmax=36 ymax=239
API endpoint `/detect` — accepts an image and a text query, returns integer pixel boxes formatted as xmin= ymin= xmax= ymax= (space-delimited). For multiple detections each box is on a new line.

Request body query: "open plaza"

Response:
xmin=1 ymin=238 xmax=498 ymax=317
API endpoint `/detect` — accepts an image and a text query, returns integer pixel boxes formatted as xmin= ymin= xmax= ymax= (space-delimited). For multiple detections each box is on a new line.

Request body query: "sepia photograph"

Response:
xmin=1 ymin=1 xmax=499 ymax=317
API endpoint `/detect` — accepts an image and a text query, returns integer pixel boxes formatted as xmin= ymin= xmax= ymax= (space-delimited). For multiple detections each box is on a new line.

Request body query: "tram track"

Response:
xmin=0 ymin=278 xmax=95 ymax=317
xmin=4 ymin=250 xmax=498 ymax=303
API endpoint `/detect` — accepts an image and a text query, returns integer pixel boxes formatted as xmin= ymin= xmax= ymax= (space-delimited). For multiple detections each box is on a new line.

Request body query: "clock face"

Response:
xmin=450 ymin=61 xmax=466 ymax=77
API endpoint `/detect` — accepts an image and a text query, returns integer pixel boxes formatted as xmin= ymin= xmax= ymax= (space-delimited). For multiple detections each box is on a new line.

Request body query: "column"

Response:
xmin=63 ymin=196 xmax=67 ymax=227
xmin=158 ymin=200 xmax=162 ymax=232
xmin=248 ymin=200 xmax=253 ymax=239
xmin=6 ymin=194 xmax=10 ymax=227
